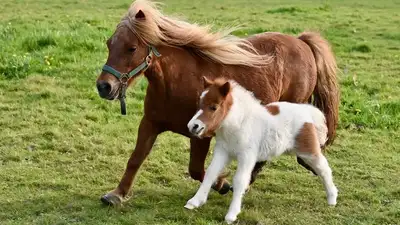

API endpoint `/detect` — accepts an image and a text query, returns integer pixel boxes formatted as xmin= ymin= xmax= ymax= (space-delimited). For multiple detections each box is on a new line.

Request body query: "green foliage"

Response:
xmin=0 ymin=0 xmax=399 ymax=224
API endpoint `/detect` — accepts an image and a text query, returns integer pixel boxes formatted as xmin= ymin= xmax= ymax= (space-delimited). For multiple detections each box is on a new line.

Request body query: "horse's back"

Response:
xmin=247 ymin=32 xmax=315 ymax=62
xmin=247 ymin=32 xmax=318 ymax=103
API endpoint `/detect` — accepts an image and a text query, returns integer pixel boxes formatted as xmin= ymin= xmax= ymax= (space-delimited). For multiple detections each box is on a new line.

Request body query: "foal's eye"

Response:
xmin=209 ymin=105 xmax=217 ymax=111
xmin=128 ymin=47 xmax=137 ymax=53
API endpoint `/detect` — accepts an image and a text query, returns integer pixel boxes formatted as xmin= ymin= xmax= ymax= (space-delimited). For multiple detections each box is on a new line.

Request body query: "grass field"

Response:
xmin=1 ymin=0 xmax=400 ymax=224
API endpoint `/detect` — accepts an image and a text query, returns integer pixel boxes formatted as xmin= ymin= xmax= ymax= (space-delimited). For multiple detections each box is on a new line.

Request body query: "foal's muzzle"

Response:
xmin=188 ymin=120 xmax=206 ymax=137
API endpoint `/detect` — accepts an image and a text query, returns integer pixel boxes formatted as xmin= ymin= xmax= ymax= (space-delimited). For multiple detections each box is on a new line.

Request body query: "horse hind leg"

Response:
xmin=295 ymin=123 xmax=338 ymax=206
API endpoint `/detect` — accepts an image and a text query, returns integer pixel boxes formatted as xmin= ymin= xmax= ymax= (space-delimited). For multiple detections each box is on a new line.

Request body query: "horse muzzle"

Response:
xmin=96 ymin=80 xmax=118 ymax=100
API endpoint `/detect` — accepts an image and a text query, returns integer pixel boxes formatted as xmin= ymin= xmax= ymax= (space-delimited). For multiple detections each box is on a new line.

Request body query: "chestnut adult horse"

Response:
xmin=96 ymin=0 xmax=339 ymax=205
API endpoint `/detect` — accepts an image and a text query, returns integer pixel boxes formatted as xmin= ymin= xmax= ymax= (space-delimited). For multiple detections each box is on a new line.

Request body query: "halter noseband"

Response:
xmin=102 ymin=46 xmax=161 ymax=115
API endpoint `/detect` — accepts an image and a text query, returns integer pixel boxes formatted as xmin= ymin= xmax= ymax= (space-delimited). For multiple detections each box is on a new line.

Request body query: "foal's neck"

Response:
xmin=220 ymin=86 xmax=261 ymax=133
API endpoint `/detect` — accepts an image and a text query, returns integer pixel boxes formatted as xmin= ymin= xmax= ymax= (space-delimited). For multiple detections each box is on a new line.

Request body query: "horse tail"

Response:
xmin=298 ymin=32 xmax=339 ymax=145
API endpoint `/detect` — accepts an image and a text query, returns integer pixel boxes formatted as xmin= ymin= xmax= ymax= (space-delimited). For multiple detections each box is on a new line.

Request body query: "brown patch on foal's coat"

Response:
xmin=296 ymin=122 xmax=320 ymax=155
xmin=266 ymin=104 xmax=280 ymax=115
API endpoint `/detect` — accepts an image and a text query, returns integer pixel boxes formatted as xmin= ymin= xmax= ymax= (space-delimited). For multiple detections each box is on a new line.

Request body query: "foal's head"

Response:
xmin=187 ymin=77 xmax=233 ymax=138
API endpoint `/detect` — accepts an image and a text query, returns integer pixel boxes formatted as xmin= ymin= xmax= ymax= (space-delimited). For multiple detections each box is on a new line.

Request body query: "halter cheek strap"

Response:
xmin=101 ymin=46 xmax=161 ymax=115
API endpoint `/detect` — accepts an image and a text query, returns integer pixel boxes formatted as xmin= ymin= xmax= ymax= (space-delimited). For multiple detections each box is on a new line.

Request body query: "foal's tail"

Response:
xmin=298 ymin=32 xmax=339 ymax=145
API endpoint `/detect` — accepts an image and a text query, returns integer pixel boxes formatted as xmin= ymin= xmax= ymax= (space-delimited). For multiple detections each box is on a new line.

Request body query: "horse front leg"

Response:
xmin=188 ymin=138 xmax=232 ymax=195
xmin=101 ymin=116 xmax=161 ymax=206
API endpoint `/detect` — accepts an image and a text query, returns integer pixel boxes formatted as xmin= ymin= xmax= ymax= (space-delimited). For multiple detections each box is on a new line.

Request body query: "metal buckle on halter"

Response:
xmin=145 ymin=55 xmax=152 ymax=65
xmin=119 ymin=73 xmax=129 ymax=85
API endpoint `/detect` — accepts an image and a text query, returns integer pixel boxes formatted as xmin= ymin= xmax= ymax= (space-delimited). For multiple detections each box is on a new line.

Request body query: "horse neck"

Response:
xmin=146 ymin=45 xmax=218 ymax=94
xmin=143 ymin=45 xmax=225 ymax=127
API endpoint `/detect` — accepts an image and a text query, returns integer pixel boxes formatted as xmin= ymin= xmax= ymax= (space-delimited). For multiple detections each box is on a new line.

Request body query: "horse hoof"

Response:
xmin=101 ymin=192 xmax=123 ymax=206
xmin=218 ymin=182 xmax=232 ymax=195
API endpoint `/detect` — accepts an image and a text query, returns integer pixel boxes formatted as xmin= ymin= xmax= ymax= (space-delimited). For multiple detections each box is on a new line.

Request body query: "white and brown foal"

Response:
xmin=185 ymin=77 xmax=338 ymax=224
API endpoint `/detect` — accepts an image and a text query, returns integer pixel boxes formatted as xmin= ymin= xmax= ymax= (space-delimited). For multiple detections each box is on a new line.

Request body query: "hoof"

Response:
xmin=101 ymin=192 xmax=123 ymax=206
xmin=218 ymin=182 xmax=232 ymax=195
xmin=327 ymin=195 xmax=337 ymax=206
xmin=184 ymin=197 xmax=205 ymax=210
xmin=184 ymin=202 xmax=196 ymax=210
xmin=225 ymin=214 xmax=237 ymax=224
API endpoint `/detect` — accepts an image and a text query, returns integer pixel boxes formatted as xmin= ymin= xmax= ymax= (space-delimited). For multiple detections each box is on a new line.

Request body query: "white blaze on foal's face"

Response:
xmin=187 ymin=109 xmax=206 ymax=137
xmin=187 ymin=77 xmax=233 ymax=138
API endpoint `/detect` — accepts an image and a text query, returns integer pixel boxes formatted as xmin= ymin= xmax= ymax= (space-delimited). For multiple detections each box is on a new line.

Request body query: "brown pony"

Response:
xmin=96 ymin=0 xmax=339 ymax=205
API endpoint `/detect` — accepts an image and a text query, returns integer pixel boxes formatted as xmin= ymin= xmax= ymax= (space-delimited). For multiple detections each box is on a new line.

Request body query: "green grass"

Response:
xmin=1 ymin=0 xmax=400 ymax=224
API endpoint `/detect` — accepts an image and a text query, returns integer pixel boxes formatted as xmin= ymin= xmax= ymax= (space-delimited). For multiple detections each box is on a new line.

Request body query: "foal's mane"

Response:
xmin=121 ymin=0 xmax=271 ymax=67
xmin=213 ymin=78 xmax=261 ymax=105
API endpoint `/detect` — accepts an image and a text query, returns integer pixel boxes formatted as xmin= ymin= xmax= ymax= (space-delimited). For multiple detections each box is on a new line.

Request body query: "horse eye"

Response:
xmin=128 ymin=47 xmax=137 ymax=53
xmin=209 ymin=105 xmax=217 ymax=111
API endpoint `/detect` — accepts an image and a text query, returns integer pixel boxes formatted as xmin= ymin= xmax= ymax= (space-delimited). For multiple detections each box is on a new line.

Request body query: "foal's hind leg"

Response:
xmin=297 ymin=153 xmax=338 ymax=205
xmin=297 ymin=157 xmax=318 ymax=175
xmin=296 ymin=123 xmax=338 ymax=205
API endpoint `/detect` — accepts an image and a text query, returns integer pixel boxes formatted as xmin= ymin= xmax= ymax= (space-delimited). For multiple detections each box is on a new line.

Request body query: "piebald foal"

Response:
xmin=185 ymin=77 xmax=338 ymax=224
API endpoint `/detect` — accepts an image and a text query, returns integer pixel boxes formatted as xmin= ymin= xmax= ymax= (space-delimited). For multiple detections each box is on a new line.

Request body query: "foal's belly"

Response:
xmin=257 ymin=134 xmax=296 ymax=162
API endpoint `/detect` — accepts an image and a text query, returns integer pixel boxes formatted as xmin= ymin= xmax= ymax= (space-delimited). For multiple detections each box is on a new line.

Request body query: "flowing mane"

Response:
xmin=119 ymin=0 xmax=271 ymax=67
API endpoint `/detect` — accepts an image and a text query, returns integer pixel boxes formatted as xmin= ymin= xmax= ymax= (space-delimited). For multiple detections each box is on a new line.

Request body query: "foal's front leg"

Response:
xmin=225 ymin=154 xmax=256 ymax=224
xmin=185 ymin=147 xmax=231 ymax=209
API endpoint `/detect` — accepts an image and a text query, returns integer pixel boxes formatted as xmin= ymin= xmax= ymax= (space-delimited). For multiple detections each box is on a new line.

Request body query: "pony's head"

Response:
xmin=96 ymin=13 xmax=151 ymax=100
xmin=96 ymin=0 xmax=269 ymax=101
xmin=187 ymin=77 xmax=233 ymax=138
xmin=96 ymin=0 xmax=162 ymax=100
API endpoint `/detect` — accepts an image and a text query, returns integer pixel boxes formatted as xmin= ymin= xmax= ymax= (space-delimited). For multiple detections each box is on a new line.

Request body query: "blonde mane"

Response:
xmin=120 ymin=0 xmax=271 ymax=67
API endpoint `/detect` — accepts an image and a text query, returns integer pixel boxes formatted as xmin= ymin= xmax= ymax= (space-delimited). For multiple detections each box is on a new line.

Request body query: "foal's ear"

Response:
xmin=219 ymin=82 xmax=231 ymax=97
xmin=203 ymin=76 xmax=213 ymax=89
xmin=135 ymin=10 xmax=146 ymax=20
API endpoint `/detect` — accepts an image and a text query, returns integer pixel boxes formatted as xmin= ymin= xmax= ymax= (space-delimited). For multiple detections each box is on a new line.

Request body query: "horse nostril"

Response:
xmin=193 ymin=124 xmax=199 ymax=130
xmin=97 ymin=81 xmax=111 ymax=98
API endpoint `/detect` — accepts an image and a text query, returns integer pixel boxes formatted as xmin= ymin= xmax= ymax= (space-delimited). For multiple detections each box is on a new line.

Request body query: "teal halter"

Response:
xmin=102 ymin=46 xmax=161 ymax=115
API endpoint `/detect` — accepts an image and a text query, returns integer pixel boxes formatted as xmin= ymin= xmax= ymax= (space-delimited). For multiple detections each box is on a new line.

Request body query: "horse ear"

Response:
xmin=219 ymin=81 xmax=231 ymax=97
xmin=135 ymin=10 xmax=146 ymax=20
xmin=203 ymin=76 xmax=213 ymax=89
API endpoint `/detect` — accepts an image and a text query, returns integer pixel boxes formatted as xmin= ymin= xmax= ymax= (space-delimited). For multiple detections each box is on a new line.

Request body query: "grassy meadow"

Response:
xmin=1 ymin=0 xmax=399 ymax=224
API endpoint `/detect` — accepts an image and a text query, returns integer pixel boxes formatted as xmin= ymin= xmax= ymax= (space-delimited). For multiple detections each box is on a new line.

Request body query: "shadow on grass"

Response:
xmin=0 ymin=186 xmax=226 ymax=224
xmin=0 ymin=183 xmax=309 ymax=225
